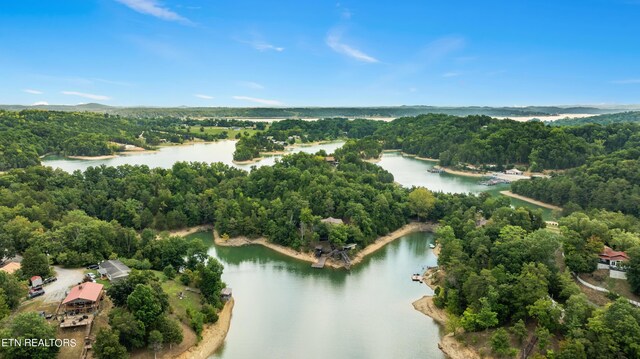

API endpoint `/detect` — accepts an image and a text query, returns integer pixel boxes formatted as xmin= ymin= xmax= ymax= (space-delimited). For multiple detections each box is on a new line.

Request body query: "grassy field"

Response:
xmin=161 ymin=277 xmax=203 ymax=324
xmin=198 ymin=126 xmax=260 ymax=139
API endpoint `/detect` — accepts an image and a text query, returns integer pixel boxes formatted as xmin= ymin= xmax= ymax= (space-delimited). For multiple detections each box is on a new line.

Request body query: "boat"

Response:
xmin=411 ymin=274 xmax=423 ymax=282
xmin=429 ymin=243 xmax=436 ymax=249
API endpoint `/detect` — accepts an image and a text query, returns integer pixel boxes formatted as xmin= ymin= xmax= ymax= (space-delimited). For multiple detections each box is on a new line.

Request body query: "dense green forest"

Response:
xmin=551 ymin=111 xmax=640 ymax=126
xmin=0 ymin=104 xmax=619 ymax=118
xmin=232 ymin=118 xmax=383 ymax=160
xmin=233 ymin=114 xmax=640 ymax=171
xmin=433 ymin=196 xmax=640 ymax=357
xmin=370 ymin=115 xmax=640 ymax=170
xmin=511 ymin=147 xmax=640 ymax=216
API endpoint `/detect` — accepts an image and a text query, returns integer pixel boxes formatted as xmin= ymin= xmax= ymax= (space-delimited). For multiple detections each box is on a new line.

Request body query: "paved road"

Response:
xmin=42 ymin=266 xmax=85 ymax=303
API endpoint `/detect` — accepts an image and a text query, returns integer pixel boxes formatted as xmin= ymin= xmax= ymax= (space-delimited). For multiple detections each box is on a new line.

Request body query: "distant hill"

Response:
xmin=550 ymin=111 xmax=640 ymax=126
xmin=0 ymin=104 xmax=627 ymax=119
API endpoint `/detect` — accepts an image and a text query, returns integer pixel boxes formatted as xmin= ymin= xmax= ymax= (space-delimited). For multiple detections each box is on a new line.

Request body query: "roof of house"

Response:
xmin=320 ymin=217 xmax=344 ymax=225
xmin=220 ymin=288 xmax=232 ymax=296
xmin=62 ymin=282 xmax=103 ymax=304
xmin=600 ymin=246 xmax=630 ymax=262
xmin=0 ymin=262 xmax=21 ymax=274
xmin=99 ymin=260 xmax=131 ymax=279
xmin=506 ymin=168 xmax=522 ymax=173
xmin=31 ymin=276 xmax=42 ymax=282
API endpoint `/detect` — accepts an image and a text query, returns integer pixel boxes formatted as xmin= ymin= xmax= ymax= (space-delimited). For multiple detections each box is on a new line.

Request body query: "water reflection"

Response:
xmin=185 ymin=231 xmax=444 ymax=359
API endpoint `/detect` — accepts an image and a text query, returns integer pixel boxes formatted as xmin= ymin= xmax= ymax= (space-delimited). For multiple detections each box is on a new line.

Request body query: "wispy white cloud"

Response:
xmin=31 ymin=101 xmax=49 ymax=106
xmin=115 ymin=0 xmax=192 ymax=24
xmin=61 ymin=91 xmax=110 ymax=101
xmin=611 ymin=79 xmax=640 ymax=84
xmin=23 ymin=89 xmax=43 ymax=95
xmin=238 ymin=39 xmax=284 ymax=52
xmin=326 ymin=29 xmax=378 ymax=63
xmin=232 ymin=96 xmax=282 ymax=106
xmin=194 ymin=94 xmax=214 ymax=100
xmin=238 ymin=81 xmax=264 ymax=90
xmin=442 ymin=72 xmax=461 ymax=78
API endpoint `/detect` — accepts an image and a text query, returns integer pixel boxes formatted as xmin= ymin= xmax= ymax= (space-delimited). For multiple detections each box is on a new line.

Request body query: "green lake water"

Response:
xmin=186 ymin=231 xmax=443 ymax=359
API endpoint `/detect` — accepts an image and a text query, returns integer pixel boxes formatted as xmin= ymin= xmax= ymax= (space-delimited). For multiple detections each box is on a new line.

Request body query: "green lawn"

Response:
xmin=160 ymin=276 xmax=203 ymax=324
xmin=84 ymin=269 xmax=112 ymax=289
xmin=198 ymin=126 xmax=259 ymax=139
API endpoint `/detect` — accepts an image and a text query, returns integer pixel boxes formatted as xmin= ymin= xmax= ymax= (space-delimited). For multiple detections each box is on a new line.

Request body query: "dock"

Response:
xmin=311 ymin=247 xmax=353 ymax=269
xmin=312 ymin=256 xmax=328 ymax=268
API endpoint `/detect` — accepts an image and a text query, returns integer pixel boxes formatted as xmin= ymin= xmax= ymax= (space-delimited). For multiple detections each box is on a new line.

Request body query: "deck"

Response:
xmin=59 ymin=315 xmax=93 ymax=328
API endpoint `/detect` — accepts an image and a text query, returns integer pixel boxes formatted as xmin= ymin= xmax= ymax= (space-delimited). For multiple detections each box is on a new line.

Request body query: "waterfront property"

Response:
xmin=221 ymin=287 xmax=233 ymax=302
xmin=98 ymin=259 xmax=131 ymax=282
xmin=505 ymin=168 xmax=524 ymax=175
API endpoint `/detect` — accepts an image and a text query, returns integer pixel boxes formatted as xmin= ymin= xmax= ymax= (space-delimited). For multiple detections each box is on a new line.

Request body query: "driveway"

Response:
xmin=42 ymin=266 xmax=86 ymax=304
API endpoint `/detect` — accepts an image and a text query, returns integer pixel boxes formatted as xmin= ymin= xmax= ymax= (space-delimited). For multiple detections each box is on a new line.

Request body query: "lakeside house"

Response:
xmin=321 ymin=217 xmax=344 ymax=225
xmin=505 ymin=168 xmax=524 ymax=175
xmin=98 ymin=259 xmax=131 ymax=282
xmin=220 ymin=287 xmax=233 ymax=302
xmin=61 ymin=282 xmax=104 ymax=315
xmin=599 ymin=246 xmax=629 ymax=268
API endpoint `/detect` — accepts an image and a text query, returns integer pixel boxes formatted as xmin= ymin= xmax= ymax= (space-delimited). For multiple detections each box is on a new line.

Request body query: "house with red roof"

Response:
xmin=61 ymin=282 xmax=104 ymax=315
xmin=599 ymin=246 xmax=630 ymax=268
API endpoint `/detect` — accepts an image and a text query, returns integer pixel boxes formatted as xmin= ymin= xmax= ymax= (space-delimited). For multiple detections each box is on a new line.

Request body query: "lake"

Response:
xmin=186 ymin=231 xmax=443 ymax=359
xmin=41 ymin=140 xmax=345 ymax=172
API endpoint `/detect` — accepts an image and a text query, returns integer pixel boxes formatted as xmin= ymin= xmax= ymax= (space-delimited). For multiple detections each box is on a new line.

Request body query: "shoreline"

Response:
xmin=413 ymin=293 xmax=484 ymax=359
xmin=250 ymin=140 xmax=343 ymax=161
xmin=399 ymin=152 xmax=439 ymax=162
xmin=363 ymin=157 xmax=382 ymax=163
xmin=214 ymin=221 xmax=436 ymax=269
xmin=499 ymin=190 xmax=562 ymax=210
xmin=67 ymin=154 xmax=118 ymax=160
xmin=167 ymin=225 xmax=214 ymax=237
xmin=442 ymin=167 xmax=487 ymax=178
xmin=174 ymin=299 xmax=234 ymax=359
xmin=232 ymin=157 xmax=263 ymax=165
xmin=62 ymin=140 xmax=222 ymax=161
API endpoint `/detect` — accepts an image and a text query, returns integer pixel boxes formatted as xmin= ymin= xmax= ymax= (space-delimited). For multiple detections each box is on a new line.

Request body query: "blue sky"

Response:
xmin=1 ymin=0 xmax=639 ymax=107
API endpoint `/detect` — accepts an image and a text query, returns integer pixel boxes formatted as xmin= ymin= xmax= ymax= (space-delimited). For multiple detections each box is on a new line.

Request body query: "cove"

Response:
xmin=186 ymin=231 xmax=444 ymax=359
